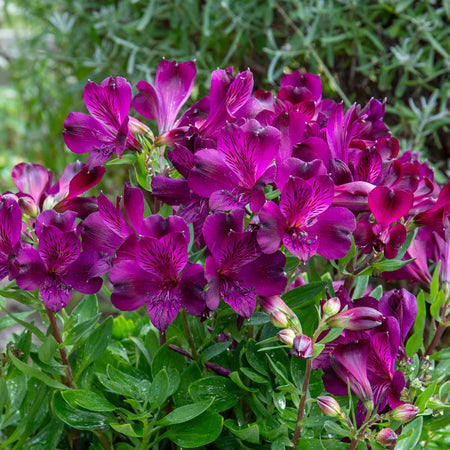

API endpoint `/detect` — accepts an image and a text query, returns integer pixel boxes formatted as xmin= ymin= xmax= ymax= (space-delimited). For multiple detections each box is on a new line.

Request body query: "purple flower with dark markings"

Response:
xmin=203 ymin=209 xmax=287 ymax=318
xmin=64 ymin=76 xmax=141 ymax=168
xmin=16 ymin=210 xmax=103 ymax=312
xmin=0 ymin=196 xmax=23 ymax=281
xmin=133 ymin=59 xmax=196 ymax=134
xmin=109 ymin=215 xmax=206 ymax=331
xmin=257 ymin=174 xmax=356 ymax=261
xmin=188 ymin=120 xmax=280 ymax=212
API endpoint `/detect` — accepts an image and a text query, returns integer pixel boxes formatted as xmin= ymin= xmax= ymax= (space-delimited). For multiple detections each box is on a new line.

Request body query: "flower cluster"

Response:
xmin=1 ymin=59 xmax=448 ymax=445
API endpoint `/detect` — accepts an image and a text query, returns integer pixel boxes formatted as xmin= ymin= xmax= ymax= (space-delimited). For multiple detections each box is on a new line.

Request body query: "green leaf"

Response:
xmin=352 ymin=276 xmax=369 ymax=299
xmin=430 ymin=262 xmax=441 ymax=302
xmin=165 ymin=411 xmax=223 ymax=448
xmin=52 ymin=391 xmax=113 ymax=431
xmin=8 ymin=351 xmax=68 ymax=390
xmin=3 ymin=309 xmax=46 ymax=341
xmin=372 ymin=258 xmax=415 ymax=272
xmin=75 ymin=316 xmax=113 ymax=378
xmin=38 ymin=335 xmax=59 ymax=364
xmin=149 ymin=369 xmax=170 ymax=409
xmin=324 ymin=420 xmax=353 ymax=438
xmin=415 ymin=381 xmax=437 ymax=412
xmin=158 ymin=399 xmax=214 ymax=425
xmin=106 ymin=153 xmax=136 ymax=166
xmin=201 ymin=342 xmax=231 ymax=363
xmin=28 ymin=419 xmax=64 ymax=449
xmin=69 ymin=294 xmax=98 ymax=325
xmin=396 ymin=417 xmax=423 ymax=450
xmin=370 ymin=285 xmax=383 ymax=301
xmin=229 ymin=371 xmax=259 ymax=392
xmin=406 ymin=291 xmax=426 ymax=356
xmin=152 ymin=343 xmax=186 ymax=377
xmin=110 ymin=422 xmax=143 ymax=437
xmin=224 ymin=419 xmax=259 ymax=444
xmin=189 ymin=376 xmax=241 ymax=412
xmin=338 ymin=237 xmax=356 ymax=272
xmin=240 ymin=367 xmax=268 ymax=384
xmin=173 ymin=362 xmax=202 ymax=407
xmin=0 ymin=288 xmax=38 ymax=307
xmin=0 ymin=311 xmax=34 ymax=330
xmin=397 ymin=229 xmax=418 ymax=259
xmin=430 ymin=289 xmax=445 ymax=322
xmin=318 ymin=327 xmax=346 ymax=345
xmin=282 ymin=281 xmax=326 ymax=309
xmin=246 ymin=338 xmax=268 ymax=375
xmin=62 ymin=389 xmax=116 ymax=412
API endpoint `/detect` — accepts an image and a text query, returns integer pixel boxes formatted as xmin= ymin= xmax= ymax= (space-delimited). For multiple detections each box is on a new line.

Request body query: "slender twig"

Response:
xmin=45 ymin=307 xmax=74 ymax=388
xmin=425 ymin=295 xmax=449 ymax=356
xmin=292 ymin=358 xmax=312 ymax=448
xmin=180 ymin=309 xmax=197 ymax=358
xmin=94 ymin=429 xmax=112 ymax=450
xmin=349 ymin=438 xmax=358 ymax=450
xmin=159 ymin=330 xmax=166 ymax=346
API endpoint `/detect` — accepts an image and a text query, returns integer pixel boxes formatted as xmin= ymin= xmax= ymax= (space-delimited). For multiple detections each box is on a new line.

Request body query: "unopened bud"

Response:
xmin=376 ymin=428 xmax=397 ymax=447
xmin=291 ymin=334 xmax=314 ymax=359
xmin=42 ymin=194 xmax=58 ymax=211
xmin=323 ymin=297 xmax=341 ymax=317
xmin=326 ymin=307 xmax=383 ymax=331
xmin=128 ymin=116 xmax=152 ymax=135
xmin=316 ymin=396 xmax=346 ymax=419
xmin=260 ymin=295 xmax=301 ymax=331
xmin=390 ymin=403 xmax=419 ymax=422
xmin=18 ymin=196 xmax=38 ymax=218
xmin=277 ymin=329 xmax=296 ymax=346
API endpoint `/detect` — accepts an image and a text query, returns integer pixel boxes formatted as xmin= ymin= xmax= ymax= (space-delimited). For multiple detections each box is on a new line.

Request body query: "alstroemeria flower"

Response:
xmin=0 ymin=196 xmax=23 ymax=281
xmin=133 ymin=59 xmax=196 ymax=133
xmin=203 ymin=209 xmax=287 ymax=318
xmin=16 ymin=211 xmax=103 ymax=312
xmin=258 ymin=175 xmax=356 ymax=261
xmin=189 ymin=121 xmax=280 ymax=212
xmin=109 ymin=227 xmax=206 ymax=331
xmin=64 ymin=76 xmax=140 ymax=167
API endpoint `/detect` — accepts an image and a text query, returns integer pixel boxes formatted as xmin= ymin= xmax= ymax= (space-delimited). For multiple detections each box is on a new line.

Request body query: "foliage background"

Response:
xmin=0 ymin=0 xmax=449 ymax=189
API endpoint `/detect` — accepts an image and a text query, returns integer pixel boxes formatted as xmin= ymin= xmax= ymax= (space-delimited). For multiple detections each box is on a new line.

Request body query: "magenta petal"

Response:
xmin=16 ymin=248 xmax=46 ymax=291
xmin=225 ymin=70 xmax=254 ymax=117
xmin=141 ymin=214 xmax=189 ymax=243
xmin=63 ymin=112 xmax=114 ymax=154
xmin=307 ymin=207 xmax=356 ymax=259
xmin=277 ymin=158 xmax=327 ymax=188
xmin=221 ymin=279 xmax=257 ymax=319
xmin=137 ymin=233 xmax=188 ymax=278
xmin=40 ymin=275 xmax=72 ymax=312
xmin=66 ymin=165 xmax=105 ymax=199
xmin=354 ymin=148 xmax=382 ymax=183
xmin=98 ymin=193 xmax=133 ymax=238
xmin=282 ymin=230 xmax=319 ymax=261
xmin=110 ymin=260 xmax=157 ymax=311
xmin=179 ymin=263 xmax=206 ymax=316
xmin=12 ymin=163 xmax=52 ymax=204
xmin=257 ymin=201 xmax=285 ymax=254
xmin=384 ymin=223 xmax=407 ymax=259
xmin=0 ymin=197 xmax=22 ymax=248
xmin=133 ymin=80 xmax=160 ymax=122
xmin=65 ymin=250 xmax=103 ymax=295
xmin=273 ymin=111 xmax=306 ymax=163
xmin=188 ymin=149 xmax=240 ymax=198
xmin=151 ymin=176 xmax=191 ymax=206
xmin=239 ymin=251 xmax=287 ymax=297
xmin=147 ymin=293 xmax=181 ymax=331
xmin=35 ymin=210 xmax=77 ymax=236
xmin=39 ymin=226 xmax=81 ymax=274
xmin=124 ymin=183 xmax=144 ymax=234
xmin=368 ymin=186 xmax=413 ymax=225
xmin=155 ymin=59 xmax=196 ymax=132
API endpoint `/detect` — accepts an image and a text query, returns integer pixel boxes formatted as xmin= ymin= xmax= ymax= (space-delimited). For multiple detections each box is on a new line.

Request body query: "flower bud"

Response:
xmin=316 ymin=396 xmax=346 ymax=419
xmin=376 ymin=428 xmax=397 ymax=447
xmin=323 ymin=297 xmax=341 ymax=318
xmin=128 ymin=116 xmax=152 ymax=135
xmin=326 ymin=306 xmax=383 ymax=331
xmin=390 ymin=403 xmax=419 ymax=422
xmin=260 ymin=295 xmax=301 ymax=331
xmin=18 ymin=196 xmax=38 ymax=218
xmin=277 ymin=329 xmax=296 ymax=346
xmin=291 ymin=334 xmax=314 ymax=359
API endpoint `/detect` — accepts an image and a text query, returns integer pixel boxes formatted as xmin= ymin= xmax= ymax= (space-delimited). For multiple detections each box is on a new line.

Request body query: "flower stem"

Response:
xmin=292 ymin=358 xmax=312 ymax=448
xmin=349 ymin=438 xmax=358 ymax=450
xmin=425 ymin=322 xmax=446 ymax=356
xmin=94 ymin=429 xmax=111 ymax=450
xmin=45 ymin=307 xmax=74 ymax=388
xmin=180 ymin=309 xmax=197 ymax=358
xmin=159 ymin=330 xmax=166 ymax=346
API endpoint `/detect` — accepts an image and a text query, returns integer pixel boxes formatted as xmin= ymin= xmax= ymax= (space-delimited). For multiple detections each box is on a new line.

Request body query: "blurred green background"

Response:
xmin=0 ymin=0 xmax=449 ymax=190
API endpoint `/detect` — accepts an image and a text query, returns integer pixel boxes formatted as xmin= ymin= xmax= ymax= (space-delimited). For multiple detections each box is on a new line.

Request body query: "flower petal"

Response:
xmin=368 ymin=186 xmax=413 ymax=225
xmin=12 ymin=163 xmax=52 ymax=205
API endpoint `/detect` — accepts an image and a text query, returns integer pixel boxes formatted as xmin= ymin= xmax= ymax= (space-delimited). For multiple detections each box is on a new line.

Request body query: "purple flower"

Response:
xmin=188 ymin=120 xmax=280 ymax=212
xmin=291 ymin=334 xmax=314 ymax=359
xmin=133 ymin=59 xmax=196 ymax=133
xmin=203 ymin=209 xmax=287 ymax=318
xmin=316 ymin=396 xmax=346 ymax=419
xmin=0 ymin=196 xmax=23 ymax=281
xmin=257 ymin=175 xmax=356 ymax=261
xmin=326 ymin=306 xmax=384 ymax=331
xmin=389 ymin=403 xmax=419 ymax=422
xmin=109 ymin=217 xmax=206 ymax=331
xmin=63 ymin=76 xmax=140 ymax=167
xmin=16 ymin=211 xmax=103 ymax=312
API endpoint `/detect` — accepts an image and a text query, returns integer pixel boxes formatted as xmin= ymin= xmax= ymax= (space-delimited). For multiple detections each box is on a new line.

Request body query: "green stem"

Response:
xmin=180 ymin=309 xmax=197 ymax=358
xmin=94 ymin=429 xmax=112 ymax=450
xmin=349 ymin=438 xmax=358 ymax=450
xmin=292 ymin=358 xmax=312 ymax=448
xmin=45 ymin=307 xmax=74 ymax=388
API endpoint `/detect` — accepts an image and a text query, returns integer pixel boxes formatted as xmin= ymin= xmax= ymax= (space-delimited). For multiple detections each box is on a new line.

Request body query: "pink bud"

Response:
xmin=128 ymin=116 xmax=151 ymax=135
xmin=277 ymin=329 xmax=296 ymax=346
xmin=18 ymin=196 xmax=38 ymax=217
xmin=326 ymin=307 xmax=383 ymax=330
xmin=323 ymin=297 xmax=341 ymax=317
xmin=390 ymin=403 xmax=419 ymax=422
xmin=376 ymin=428 xmax=397 ymax=446
xmin=291 ymin=334 xmax=314 ymax=359
xmin=260 ymin=296 xmax=300 ymax=331
xmin=316 ymin=396 xmax=345 ymax=419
